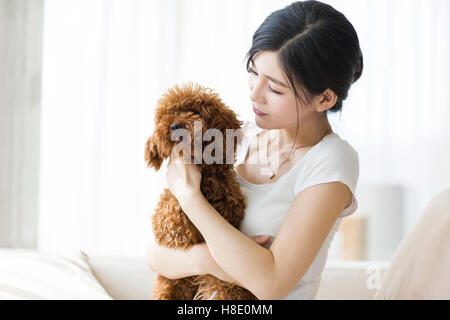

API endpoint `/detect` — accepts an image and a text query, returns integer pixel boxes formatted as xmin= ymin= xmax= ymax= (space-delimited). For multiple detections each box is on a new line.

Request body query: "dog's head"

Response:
xmin=145 ymin=82 xmax=244 ymax=171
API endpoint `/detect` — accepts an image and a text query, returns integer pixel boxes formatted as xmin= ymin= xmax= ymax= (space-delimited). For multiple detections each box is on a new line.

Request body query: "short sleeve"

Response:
xmin=294 ymin=141 xmax=360 ymax=217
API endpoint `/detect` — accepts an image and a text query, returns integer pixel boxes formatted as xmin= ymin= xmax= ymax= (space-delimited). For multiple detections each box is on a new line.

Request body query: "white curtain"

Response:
xmin=39 ymin=0 xmax=450 ymax=256
xmin=0 ymin=0 xmax=43 ymax=248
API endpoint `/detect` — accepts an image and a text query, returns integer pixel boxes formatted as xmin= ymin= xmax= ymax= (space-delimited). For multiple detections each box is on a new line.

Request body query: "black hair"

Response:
xmin=244 ymin=0 xmax=363 ymax=157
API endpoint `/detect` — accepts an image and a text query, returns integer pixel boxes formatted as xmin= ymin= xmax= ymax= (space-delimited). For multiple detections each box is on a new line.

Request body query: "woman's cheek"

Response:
xmin=270 ymin=96 xmax=288 ymax=113
xmin=272 ymin=98 xmax=296 ymax=121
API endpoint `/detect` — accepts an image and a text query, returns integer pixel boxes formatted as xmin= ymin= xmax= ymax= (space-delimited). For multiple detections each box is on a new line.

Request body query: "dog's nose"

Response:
xmin=170 ymin=123 xmax=183 ymax=131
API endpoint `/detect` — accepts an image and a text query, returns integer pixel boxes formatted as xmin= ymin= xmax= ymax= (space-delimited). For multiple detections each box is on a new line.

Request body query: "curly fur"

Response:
xmin=145 ymin=81 xmax=257 ymax=300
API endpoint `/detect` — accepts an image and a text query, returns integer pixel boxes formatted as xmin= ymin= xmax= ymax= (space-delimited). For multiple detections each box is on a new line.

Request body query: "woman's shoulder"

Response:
xmin=297 ymin=132 xmax=359 ymax=181
xmin=318 ymin=132 xmax=359 ymax=165
xmin=294 ymin=133 xmax=359 ymax=197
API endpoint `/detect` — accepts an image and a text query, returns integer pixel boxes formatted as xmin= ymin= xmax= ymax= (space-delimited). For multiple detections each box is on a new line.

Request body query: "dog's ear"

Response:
xmin=145 ymin=135 xmax=163 ymax=171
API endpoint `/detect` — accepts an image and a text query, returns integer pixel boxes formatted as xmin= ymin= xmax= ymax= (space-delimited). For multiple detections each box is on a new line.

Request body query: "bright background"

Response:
xmin=23 ymin=0 xmax=450 ymax=259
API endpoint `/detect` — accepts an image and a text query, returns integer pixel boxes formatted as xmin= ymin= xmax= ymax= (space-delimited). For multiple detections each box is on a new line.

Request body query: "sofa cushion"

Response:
xmin=0 ymin=249 xmax=112 ymax=300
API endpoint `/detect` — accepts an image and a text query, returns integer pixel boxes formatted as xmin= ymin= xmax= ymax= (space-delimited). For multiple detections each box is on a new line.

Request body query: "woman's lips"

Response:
xmin=253 ymin=105 xmax=268 ymax=116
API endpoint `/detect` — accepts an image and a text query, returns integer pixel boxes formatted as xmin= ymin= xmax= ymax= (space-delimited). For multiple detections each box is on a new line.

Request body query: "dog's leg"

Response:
xmin=152 ymin=274 xmax=199 ymax=300
xmin=192 ymin=275 xmax=229 ymax=300
xmin=214 ymin=284 xmax=259 ymax=300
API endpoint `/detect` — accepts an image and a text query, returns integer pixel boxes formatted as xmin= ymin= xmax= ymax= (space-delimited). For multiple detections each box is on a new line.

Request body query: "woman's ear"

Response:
xmin=145 ymin=135 xmax=163 ymax=171
xmin=315 ymin=88 xmax=337 ymax=112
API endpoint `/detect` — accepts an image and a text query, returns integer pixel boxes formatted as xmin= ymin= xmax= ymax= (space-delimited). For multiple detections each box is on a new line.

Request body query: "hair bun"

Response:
xmin=352 ymin=49 xmax=363 ymax=83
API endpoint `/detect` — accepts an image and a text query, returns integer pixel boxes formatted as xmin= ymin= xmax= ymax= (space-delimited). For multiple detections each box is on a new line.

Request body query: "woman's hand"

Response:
xmin=166 ymin=150 xmax=202 ymax=206
xmin=250 ymin=235 xmax=271 ymax=248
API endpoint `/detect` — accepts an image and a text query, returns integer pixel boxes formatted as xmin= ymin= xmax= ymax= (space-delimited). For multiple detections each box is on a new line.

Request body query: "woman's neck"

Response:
xmin=276 ymin=116 xmax=333 ymax=150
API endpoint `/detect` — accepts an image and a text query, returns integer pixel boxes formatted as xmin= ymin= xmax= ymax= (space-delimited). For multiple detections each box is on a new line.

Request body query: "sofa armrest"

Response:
xmin=316 ymin=260 xmax=390 ymax=300
xmin=86 ymin=254 xmax=157 ymax=300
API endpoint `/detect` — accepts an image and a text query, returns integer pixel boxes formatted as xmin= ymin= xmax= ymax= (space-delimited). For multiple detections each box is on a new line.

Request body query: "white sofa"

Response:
xmin=86 ymin=185 xmax=450 ymax=301
xmin=1 ymin=189 xmax=448 ymax=300
xmin=0 ymin=247 xmax=389 ymax=300
xmin=85 ymin=254 xmax=390 ymax=300
xmin=0 ymin=247 xmax=388 ymax=300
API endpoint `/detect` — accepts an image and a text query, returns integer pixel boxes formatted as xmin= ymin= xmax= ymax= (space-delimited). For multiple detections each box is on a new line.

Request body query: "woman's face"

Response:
xmin=248 ymin=51 xmax=313 ymax=130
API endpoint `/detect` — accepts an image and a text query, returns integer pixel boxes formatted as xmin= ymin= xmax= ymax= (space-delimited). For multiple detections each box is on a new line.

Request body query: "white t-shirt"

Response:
xmin=233 ymin=120 xmax=360 ymax=300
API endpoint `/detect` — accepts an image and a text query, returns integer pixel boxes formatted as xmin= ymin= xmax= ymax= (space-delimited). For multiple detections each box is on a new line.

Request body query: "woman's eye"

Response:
xmin=270 ymin=87 xmax=282 ymax=94
xmin=248 ymin=68 xmax=282 ymax=95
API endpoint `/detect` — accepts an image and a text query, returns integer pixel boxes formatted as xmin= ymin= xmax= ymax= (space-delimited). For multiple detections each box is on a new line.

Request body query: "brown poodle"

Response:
xmin=145 ymin=81 xmax=257 ymax=300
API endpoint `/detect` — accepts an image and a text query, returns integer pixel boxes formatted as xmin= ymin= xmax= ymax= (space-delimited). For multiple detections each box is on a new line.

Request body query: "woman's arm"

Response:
xmin=164 ymin=151 xmax=352 ymax=299
xmin=179 ymin=181 xmax=352 ymax=300
xmin=145 ymin=241 xmax=206 ymax=280
xmin=146 ymin=235 xmax=270 ymax=283
xmin=179 ymin=195 xmax=277 ymax=298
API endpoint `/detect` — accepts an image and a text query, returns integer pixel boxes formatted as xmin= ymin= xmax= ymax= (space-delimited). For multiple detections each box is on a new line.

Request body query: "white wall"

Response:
xmin=19 ymin=0 xmax=450 ymax=259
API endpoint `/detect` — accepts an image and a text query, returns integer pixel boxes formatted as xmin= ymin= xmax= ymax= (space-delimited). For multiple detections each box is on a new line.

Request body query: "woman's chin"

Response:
xmin=254 ymin=115 xmax=271 ymax=129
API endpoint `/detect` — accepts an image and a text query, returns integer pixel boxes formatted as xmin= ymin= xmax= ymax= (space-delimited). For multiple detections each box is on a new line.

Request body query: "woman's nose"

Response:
xmin=249 ymin=88 xmax=260 ymax=105
xmin=249 ymin=79 xmax=266 ymax=105
xmin=249 ymin=91 xmax=266 ymax=106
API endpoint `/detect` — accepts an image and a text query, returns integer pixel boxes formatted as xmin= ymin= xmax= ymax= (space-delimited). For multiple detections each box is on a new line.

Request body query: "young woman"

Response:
xmin=146 ymin=0 xmax=363 ymax=300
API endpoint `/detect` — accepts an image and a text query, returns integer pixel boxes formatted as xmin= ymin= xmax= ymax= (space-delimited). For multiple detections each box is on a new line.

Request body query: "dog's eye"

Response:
xmin=170 ymin=123 xmax=184 ymax=131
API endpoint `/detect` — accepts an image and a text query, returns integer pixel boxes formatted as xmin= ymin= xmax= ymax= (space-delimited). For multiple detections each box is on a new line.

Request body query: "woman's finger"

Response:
xmin=250 ymin=235 xmax=270 ymax=245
